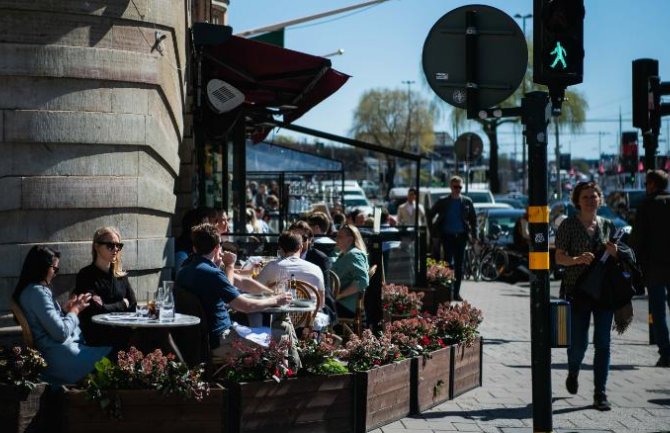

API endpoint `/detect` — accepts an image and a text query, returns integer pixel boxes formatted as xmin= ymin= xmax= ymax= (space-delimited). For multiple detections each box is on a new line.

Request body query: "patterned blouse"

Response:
xmin=555 ymin=215 xmax=615 ymax=301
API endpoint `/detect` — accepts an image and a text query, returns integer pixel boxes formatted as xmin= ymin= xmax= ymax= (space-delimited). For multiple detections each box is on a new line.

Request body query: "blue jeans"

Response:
xmin=648 ymin=283 xmax=670 ymax=357
xmin=441 ymin=233 xmax=467 ymax=296
xmin=567 ymin=304 xmax=614 ymax=394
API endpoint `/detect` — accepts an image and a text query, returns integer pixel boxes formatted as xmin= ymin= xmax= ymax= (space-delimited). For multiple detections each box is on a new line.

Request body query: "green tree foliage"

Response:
xmin=350 ymin=88 xmax=438 ymax=194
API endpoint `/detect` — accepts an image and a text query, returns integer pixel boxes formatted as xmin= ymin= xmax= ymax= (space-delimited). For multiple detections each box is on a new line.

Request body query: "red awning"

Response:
xmin=202 ymin=35 xmax=350 ymax=141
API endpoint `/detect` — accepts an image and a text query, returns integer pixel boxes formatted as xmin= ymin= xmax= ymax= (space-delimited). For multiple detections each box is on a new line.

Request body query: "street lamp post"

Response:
xmin=514 ymin=13 xmax=532 ymax=195
xmin=402 ymin=80 xmax=415 ymax=153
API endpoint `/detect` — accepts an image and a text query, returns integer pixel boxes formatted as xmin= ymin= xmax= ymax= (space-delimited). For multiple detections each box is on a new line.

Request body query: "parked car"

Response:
xmin=549 ymin=201 xmax=632 ymax=234
xmin=494 ymin=194 xmax=527 ymax=209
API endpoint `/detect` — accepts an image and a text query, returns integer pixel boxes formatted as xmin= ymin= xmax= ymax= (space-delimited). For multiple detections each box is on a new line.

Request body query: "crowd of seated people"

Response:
xmin=12 ymin=198 xmax=381 ymax=385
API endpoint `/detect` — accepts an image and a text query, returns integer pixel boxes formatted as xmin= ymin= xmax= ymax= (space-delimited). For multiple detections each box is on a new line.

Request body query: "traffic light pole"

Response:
xmin=523 ymin=91 xmax=553 ymax=433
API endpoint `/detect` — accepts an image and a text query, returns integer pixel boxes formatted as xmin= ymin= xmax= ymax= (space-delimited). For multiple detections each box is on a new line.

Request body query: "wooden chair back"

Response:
xmin=289 ymin=280 xmax=320 ymax=330
xmin=328 ymin=269 xmax=341 ymax=298
xmin=10 ymin=300 xmax=35 ymax=348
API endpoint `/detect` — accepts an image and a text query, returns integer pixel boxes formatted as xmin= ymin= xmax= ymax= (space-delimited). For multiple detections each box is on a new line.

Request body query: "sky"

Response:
xmin=228 ymin=0 xmax=670 ymax=161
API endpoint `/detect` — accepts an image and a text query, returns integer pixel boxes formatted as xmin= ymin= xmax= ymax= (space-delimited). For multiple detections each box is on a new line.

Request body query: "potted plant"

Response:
xmin=62 ymin=347 xmax=222 ymax=433
xmin=426 ymin=259 xmax=455 ymax=308
xmin=0 ymin=346 xmax=48 ymax=433
xmin=381 ymin=283 xmax=423 ymax=321
xmin=341 ymin=330 xmax=411 ymax=433
xmin=434 ymin=302 xmax=484 ymax=398
xmin=220 ymin=336 xmax=353 ymax=433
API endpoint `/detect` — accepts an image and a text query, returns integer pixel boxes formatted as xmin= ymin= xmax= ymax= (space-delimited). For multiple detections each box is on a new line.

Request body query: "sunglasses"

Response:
xmin=50 ymin=265 xmax=59 ymax=274
xmin=451 ymin=185 xmax=463 ymax=190
xmin=97 ymin=241 xmax=124 ymax=251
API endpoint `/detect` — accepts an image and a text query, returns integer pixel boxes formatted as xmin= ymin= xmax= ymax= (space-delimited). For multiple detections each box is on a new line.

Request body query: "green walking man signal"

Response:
xmin=550 ymin=41 xmax=567 ymax=69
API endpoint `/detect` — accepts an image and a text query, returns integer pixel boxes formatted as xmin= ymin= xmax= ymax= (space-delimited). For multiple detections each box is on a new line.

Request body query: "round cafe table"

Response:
xmin=92 ymin=313 xmax=200 ymax=363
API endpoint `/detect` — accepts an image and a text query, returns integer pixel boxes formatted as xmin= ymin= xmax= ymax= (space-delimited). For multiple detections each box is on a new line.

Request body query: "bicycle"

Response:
xmin=463 ymin=240 xmax=481 ymax=281
xmin=477 ymin=232 xmax=510 ymax=282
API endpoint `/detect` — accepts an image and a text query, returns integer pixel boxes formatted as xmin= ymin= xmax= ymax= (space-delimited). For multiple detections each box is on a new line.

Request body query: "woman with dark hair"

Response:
xmin=14 ymin=245 xmax=110 ymax=384
xmin=74 ymin=226 xmax=136 ymax=348
xmin=555 ymin=181 xmax=617 ymax=411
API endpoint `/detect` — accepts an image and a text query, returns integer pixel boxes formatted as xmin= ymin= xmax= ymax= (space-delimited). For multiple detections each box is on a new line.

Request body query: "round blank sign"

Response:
xmin=422 ymin=4 xmax=527 ymax=109
xmin=454 ymin=132 xmax=484 ymax=160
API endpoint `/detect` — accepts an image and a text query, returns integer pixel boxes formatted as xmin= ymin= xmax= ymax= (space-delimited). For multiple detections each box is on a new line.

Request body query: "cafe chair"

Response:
xmin=328 ymin=269 xmax=340 ymax=297
xmin=10 ymin=300 xmax=34 ymax=348
xmin=290 ymin=280 xmax=321 ymax=331
xmin=172 ymin=286 xmax=210 ymax=368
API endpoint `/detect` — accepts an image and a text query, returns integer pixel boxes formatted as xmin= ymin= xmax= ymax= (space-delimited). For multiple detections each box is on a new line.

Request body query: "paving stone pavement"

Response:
xmin=373 ymin=280 xmax=670 ymax=433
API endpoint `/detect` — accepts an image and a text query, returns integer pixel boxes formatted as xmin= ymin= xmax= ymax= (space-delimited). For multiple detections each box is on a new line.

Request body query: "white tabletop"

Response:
xmin=92 ymin=313 xmax=200 ymax=328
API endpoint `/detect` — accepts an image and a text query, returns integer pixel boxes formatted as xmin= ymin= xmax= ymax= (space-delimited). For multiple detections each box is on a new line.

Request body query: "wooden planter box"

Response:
xmin=450 ymin=337 xmax=483 ymax=399
xmin=354 ymin=358 xmax=411 ymax=433
xmin=61 ymin=385 xmax=225 ymax=433
xmin=0 ymin=383 xmax=47 ymax=433
xmin=410 ymin=346 xmax=452 ymax=414
xmin=224 ymin=374 xmax=353 ymax=433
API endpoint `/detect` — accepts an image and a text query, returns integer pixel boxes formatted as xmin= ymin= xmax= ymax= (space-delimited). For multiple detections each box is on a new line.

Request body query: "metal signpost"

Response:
xmin=422 ymin=5 xmax=555 ymax=432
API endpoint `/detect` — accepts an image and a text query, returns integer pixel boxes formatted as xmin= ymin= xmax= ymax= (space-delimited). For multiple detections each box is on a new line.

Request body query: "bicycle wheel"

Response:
xmin=479 ymin=248 xmax=509 ymax=282
xmin=464 ymin=245 xmax=480 ymax=281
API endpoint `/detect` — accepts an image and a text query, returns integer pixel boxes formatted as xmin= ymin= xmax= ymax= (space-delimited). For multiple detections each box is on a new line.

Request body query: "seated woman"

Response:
xmin=74 ymin=227 xmax=137 ymax=349
xmin=332 ymin=225 xmax=369 ymax=319
xmin=14 ymin=246 xmax=111 ymax=385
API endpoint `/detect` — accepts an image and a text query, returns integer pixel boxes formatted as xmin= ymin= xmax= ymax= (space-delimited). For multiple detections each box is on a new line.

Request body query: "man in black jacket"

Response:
xmin=427 ymin=176 xmax=477 ymax=301
xmin=632 ymin=169 xmax=670 ymax=367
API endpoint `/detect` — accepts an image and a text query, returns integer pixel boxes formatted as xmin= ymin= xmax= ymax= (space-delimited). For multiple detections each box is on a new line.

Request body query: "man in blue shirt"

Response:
xmin=428 ymin=176 xmax=477 ymax=301
xmin=176 ymin=223 xmax=292 ymax=358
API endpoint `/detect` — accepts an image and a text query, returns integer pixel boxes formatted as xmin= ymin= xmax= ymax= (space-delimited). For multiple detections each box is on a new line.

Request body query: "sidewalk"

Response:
xmin=378 ymin=280 xmax=670 ymax=433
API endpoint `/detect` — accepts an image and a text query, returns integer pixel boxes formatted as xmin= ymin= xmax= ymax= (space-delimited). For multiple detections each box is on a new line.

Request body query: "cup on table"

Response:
xmin=160 ymin=281 xmax=175 ymax=322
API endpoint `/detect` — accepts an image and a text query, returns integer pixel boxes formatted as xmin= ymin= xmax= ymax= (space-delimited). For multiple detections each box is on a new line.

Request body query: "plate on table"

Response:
xmin=103 ymin=312 xmax=141 ymax=321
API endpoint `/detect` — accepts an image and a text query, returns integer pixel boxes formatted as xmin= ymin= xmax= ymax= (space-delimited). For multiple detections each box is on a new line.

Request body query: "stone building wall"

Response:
xmin=0 ymin=0 xmax=187 ymax=307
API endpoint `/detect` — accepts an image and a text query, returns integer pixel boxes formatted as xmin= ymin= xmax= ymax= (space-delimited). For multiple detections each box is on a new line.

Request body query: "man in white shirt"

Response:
xmin=397 ymin=187 xmax=426 ymax=227
xmin=257 ymin=231 xmax=326 ymax=307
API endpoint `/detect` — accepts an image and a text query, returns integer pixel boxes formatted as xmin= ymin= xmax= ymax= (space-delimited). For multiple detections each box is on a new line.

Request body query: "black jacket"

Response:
xmin=428 ymin=195 xmax=477 ymax=239
xmin=632 ymin=191 xmax=670 ymax=285
xmin=74 ymin=264 xmax=137 ymax=348
xmin=305 ymin=247 xmax=338 ymax=325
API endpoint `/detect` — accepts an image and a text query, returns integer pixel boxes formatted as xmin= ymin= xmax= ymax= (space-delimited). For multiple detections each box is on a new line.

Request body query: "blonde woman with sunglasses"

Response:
xmin=74 ymin=226 xmax=137 ymax=349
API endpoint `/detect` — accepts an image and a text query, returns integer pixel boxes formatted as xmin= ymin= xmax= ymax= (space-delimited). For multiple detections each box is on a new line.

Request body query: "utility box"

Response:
xmin=550 ymin=299 xmax=571 ymax=348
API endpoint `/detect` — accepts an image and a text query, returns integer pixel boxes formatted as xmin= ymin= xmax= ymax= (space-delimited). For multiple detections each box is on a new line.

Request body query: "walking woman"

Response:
xmin=332 ymin=225 xmax=369 ymax=320
xmin=555 ymin=181 xmax=617 ymax=411
xmin=74 ymin=226 xmax=137 ymax=349
xmin=13 ymin=246 xmax=110 ymax=384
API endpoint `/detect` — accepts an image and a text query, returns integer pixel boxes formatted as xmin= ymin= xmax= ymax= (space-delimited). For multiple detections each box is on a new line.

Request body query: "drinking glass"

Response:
xmin=160 ymin=281 xmax=175 ymax=322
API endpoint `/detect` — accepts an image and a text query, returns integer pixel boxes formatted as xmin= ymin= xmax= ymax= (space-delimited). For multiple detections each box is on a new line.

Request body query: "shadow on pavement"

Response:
xmin=420 ymin=403 xmax=533 ymax=422
xmin=505 ymin=363 xmax=639 ymax=371
xmin=648 ymin=398 xmax=670 ymax=406
xmin=484 ymin=338 xmax=531 ymax=345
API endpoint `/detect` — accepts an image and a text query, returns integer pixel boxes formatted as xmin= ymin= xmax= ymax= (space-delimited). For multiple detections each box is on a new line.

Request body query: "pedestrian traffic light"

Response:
xmin=632 ymin=59 xmax=658 ymax=132
xmin=621 ymin=132 xmax=638 ymax=174
xmin=533 ymin=0 xmax=585 ymax=87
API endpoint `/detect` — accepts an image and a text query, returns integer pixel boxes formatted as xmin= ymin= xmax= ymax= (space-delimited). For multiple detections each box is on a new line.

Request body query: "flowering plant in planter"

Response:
xmin=340 ymin=329 xmax=403 ymax=372
xmin=385 ymin=315 xmax=447 ymax=357
xmin=426 ymin=259 xmax=455 ymax=288
xmin=297 ymin=334 xmax=348 ymax=376
xmin=218 ymin=339 xmax=297 ymax=383
xmin=382 ymin=283 xmax=423 ymax=317
xmin=433 ymin=302 xmax=483 ymax=346
xmin=0 ymin=346 xmax=46 ymax=392
xmin=85 ymin=347 xmax=209 ymax=418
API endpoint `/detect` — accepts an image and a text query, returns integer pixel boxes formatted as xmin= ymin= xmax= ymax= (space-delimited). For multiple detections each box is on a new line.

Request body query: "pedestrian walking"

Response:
xmin=632 ymin=169 xmax=670 ymax=367
xmin=555 ymin=181 xmax=617 ymax=411
xmin=427 ymin=176 xmax=477 ymax=302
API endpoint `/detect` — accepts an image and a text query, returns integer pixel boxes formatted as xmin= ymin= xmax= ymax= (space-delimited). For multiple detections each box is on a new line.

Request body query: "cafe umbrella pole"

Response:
xmin=522 ymin=91 xmax=553 ymax=432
